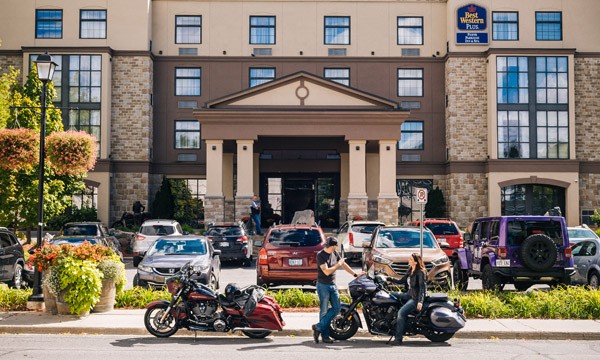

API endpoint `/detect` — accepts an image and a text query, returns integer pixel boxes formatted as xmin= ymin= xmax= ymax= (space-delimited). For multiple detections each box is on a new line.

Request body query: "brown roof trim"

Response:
xmin=575 ymin=52 xmax=600 ymax=58
xmin=0 ymin=50 xmax=22 ymax=56
xmin=446 ymin=161 xmax=487 ymax=173
xmin=153 ymin=55 xmax=445 ymax=64
xmin=487 ymin=159 xmax=580 ymax=172
xmin=91 ymin=159 xmax=111 ymax=172
xmin=396 ymin=162 xmax=446 ymax=175
xmin=446 ymin=52 xmax=486 ymax=58
xmin=152 ymin=163 xmax=206 ymax=175
xmin=197 ymin=110 xmax=407 ymax=123
xmin=486 ymin=48 xmax=576 ymax=56
xmin=579 ymin=161 xmax=600 ymax=173
xmin=498 ymin=177 xmax=571 ymax=189
xmin=21 ymin=46 xmax=115 ymax=55
xmin=113 ymin=50 xmax=154 ymax=58
xmin=112 ymin=160 xmax=151 ymax=173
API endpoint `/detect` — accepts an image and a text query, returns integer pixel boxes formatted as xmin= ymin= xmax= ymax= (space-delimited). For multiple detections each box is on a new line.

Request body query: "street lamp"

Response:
xmin=27 ymin=52 xmax=58 ymax=307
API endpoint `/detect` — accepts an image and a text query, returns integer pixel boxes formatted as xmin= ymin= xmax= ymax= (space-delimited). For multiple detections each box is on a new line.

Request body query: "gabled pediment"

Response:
xmin=204 ymin=71 xmax=398 ymax=110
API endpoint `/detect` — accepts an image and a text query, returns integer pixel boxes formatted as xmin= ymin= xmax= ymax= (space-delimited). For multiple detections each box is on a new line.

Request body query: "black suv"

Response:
xmin=0 ymin=227 xmax=26 ymax=289
xmin=205 ymin=222 xmax=252 ymax=266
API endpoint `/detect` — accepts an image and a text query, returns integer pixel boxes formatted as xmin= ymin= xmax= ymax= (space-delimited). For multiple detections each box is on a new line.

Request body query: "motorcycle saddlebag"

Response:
xmin=429 ymin=307 xmax=466 ymax=329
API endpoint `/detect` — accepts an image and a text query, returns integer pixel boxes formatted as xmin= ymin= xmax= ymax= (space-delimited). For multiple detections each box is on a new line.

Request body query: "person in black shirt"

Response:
xmin=389 ymin=252 xmax=427 ymax=346
xmin=312 ymin=236 xmax=363 ymax=344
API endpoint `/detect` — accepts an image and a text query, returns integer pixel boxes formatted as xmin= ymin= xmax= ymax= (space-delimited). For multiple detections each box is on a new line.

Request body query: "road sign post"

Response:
xmin=415 ymin=188 xmax=428 ymax=257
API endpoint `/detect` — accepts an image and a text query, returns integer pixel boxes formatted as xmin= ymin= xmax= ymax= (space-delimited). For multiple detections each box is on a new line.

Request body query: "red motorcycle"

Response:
xmin=144 ymin=263 xmax=285 ymax=338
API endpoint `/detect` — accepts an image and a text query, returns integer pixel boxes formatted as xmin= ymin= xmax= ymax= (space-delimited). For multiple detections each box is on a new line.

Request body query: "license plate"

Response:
xmin=288 ymin=259 xmax=303 ymax=266
xmin=496 ymin=259 xmax=510 ymax=267
xmin=219 ymin=242 xmax=229 ymax=247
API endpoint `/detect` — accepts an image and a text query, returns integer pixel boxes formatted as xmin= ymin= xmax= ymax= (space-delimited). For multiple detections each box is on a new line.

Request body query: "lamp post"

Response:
xmin=27 ymin=52 xmax=57 ymax=307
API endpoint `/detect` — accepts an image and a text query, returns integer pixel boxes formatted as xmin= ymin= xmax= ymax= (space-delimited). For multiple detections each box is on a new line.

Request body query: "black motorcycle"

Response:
xmin=329 ymin=273 xmax=466 ymax=342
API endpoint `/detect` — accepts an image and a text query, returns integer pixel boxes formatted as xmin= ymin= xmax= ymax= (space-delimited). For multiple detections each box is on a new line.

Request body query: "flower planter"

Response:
xmin=92 ymin=280 xmax=116 ymax=313
xmin=56 ymin=290 xmax=90 ymax=317
xmin=42 ymin=284 xmax=58 ymax=315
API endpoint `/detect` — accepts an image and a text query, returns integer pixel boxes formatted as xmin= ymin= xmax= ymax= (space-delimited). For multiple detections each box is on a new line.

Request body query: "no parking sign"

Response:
xmin=415 ymin=188 xmax=428 ymax=204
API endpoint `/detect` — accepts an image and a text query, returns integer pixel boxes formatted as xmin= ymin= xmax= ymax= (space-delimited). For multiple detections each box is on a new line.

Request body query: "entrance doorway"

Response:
xmin=260 ymin=174 xmax=339 ymax=228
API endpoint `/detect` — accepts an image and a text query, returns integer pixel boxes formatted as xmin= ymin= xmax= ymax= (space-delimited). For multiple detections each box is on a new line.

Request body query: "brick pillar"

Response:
xmin=204 ymin=196 xmax=225 ymax=224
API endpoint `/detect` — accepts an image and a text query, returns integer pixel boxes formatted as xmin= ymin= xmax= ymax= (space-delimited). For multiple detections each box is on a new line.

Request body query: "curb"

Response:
xmin=1 ymin=326 xmax=599 ymax=340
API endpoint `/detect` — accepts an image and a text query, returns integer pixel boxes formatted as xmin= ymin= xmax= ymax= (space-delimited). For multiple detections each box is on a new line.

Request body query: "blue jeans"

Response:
xmin=395 ymin=293 xmax=417 ymax=341
xmin=251 ymin=214 xmax=261 ymax=235
xmin=316 ymin=282 xmax=341 ymax=338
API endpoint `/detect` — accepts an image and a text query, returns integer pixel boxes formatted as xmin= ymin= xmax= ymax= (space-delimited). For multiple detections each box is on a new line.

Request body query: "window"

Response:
xmin=397 ymin=69 xmax=423 ymax=97
xmin=175 ymin=121 xmax=200 ymax=149
xmin=80 ymin=10 xmax=107 ymax=39
xmin=250 ymin=16 xmax=275 ymax=44
xmin=581 ymin=210 xmax=595 ymax=226
xmin=397 ymin=17 xmax=423 ymax=45
xmin=398 ymin=121 xmax=424 ymax=150
xmin=72 ymin=185 xmax=98 ymax=209
xmin=502 ymin=185 xmax=565 ymax=216
xmin=492 ymin=12 xmax=518 ymax=41
xmin=536 ymin=12 xmax=562 ymax=41
xmin=324 ymin=68 xmax=350 ymax=86
xmin=176 ymin=16 xmax=202 ymax=44
xmin=249 ymin=67 xmax=275 ymax=87
xmin=68 ymin=109 xmax=101 ymax=153
xmin=497 ymin=56 xmax=569 ymax=159
xmin=36 ymin=9 xmax=63 ymax=38
xmin=324 ymin=16 xmax=350 ymax=45
xmin=69 ymin=55 xmax=102 ymax=103
xmin=175 ymin=68 xmax=201 ymax=96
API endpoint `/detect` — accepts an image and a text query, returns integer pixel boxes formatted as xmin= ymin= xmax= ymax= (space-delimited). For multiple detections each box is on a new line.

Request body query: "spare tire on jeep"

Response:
xmin=520 ymin=234 xmax=557 ymax=272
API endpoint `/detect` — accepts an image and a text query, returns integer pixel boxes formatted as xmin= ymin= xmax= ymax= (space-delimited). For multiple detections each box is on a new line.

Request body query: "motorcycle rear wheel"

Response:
xmin=329 ymin=308 xmax=360 ymax=340
xmin=242 ymin=330 xmax=272 ymax=339
xmin=424 ymin=328 xmax=455 ymax=342
xmin=144 ymin=304 xmax=179 ymax=337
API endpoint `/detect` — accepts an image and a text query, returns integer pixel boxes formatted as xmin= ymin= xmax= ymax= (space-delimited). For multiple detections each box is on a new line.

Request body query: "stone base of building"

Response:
xmin=204 ymin=196 xmax=225 ymax=224
xmin=347 ymin=196 xmax=368 ymax=221
xmin=235 ymin=196 xmax=253 ymax=223
xmin=378 ymin=196 xmax=399 ymax=225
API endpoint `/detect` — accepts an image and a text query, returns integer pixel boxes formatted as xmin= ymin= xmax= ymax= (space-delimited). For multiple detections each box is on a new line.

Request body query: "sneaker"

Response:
xmin=311 ymin=324 xmax=320 ymax=344
xmin=390 ymin=338 xmax=403 ymax=346
xmin=322 ymin=336 xmax=335 ymax=344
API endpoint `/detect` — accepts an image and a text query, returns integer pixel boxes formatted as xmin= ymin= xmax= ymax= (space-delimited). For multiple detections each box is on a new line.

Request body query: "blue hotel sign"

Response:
xmin=456 ymin=4 xmax=488 ymax=45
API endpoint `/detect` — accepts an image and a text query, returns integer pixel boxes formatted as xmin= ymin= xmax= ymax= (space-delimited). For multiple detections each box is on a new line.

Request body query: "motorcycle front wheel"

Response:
xmin=242 ymin=330 xmax=272 ymax=339
xmin=423 ymin=328 xmax=455 ymax=342
xmin=144 ymin=303 xmax=179 ymax=337
xmin=329 ymin=308 xmax=360 ymax=340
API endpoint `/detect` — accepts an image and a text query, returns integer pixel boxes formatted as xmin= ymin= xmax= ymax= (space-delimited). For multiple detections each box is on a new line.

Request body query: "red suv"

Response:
xmin=255 ymin=224 xmax=325 ymax=287
xmin=407 ymin=219 xmax=463 ymax=257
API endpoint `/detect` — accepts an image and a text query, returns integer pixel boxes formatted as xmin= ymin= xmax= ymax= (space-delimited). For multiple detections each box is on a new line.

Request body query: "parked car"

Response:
xmin=205 ymin=222 xmax=252 ymax=265
xmin=255 ymin=224 xmax=326 ymax=287
xmin=452 ymin=216 xmax=574 ymax=291
xmin=334 ymin=220 xmax=385 ymax=263
xmin=407 ymin=219 xmax=464 ymax=257
xmin=132 ymin=219 xmax=184 ymax=267
xmin=571 ymin=238 xmax=600 ymax=289
xmin=361 ymin=226 xmax=451 ymax=289
xmin=567 ymin=225 xmax=599 ymax=246
xmin=134 ymin=235 xmax=221 ymax=289
xmin=51 ymin=222 xmax=123 ymax=261
xmin=0 ymin=227 xmax=26 ymax=289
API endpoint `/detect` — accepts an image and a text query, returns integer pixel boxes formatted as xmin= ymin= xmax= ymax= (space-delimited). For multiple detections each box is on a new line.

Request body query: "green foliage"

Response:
xmin=151 ymin=178 xmax=203 ymax=227
xmin=98 ymin=259 xmax=127 ymax=294
xmin=42 ymin=268 xmax=62 ymax=296
xmin=115 ymin=287 xmax=171 ymax=308
xmin=0 ymin=285 xmax=32 ymax=311
xmin=46 ymin=206 xmax=99 ymax=231
xmin=590 ymin=209 xmax=600 ymax=227
xmin=56 ymin=257 xmax=103 ymax=315
xmin=265 ymin=288 xmax=352 ymax=308
xmin=425 ymin=187 xmax=446 ymax=218
xmin=152 ymin=177 xmax=174 ymax=219
xmin=0 ymin=67 xmax=20 ymax=129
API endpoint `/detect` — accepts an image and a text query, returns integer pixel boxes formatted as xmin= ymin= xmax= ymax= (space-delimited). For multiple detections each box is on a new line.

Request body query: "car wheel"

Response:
xmin=8 ymin=263 xmax=23 ymax=289
xmin=520 ymin=234 xmax=557 ymax=272
xmin=452 ymin=259 xmax=468 ymax=291
xmin=133 ymin=274 xmax=148 ymax=288
xmin=588 ymin=272 xmax=599 ymax=290
xmin=209 ymin=272 xmax=219 ymax=290
xmin=243 ymin=256 xmax=252 ymax=267
xmin=481 ymin=264 xmax=502 ymax=291
xmin=256 ymin=274 xmax=265 ymax=287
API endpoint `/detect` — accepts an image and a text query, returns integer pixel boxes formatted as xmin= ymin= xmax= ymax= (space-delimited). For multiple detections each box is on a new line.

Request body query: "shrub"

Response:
xmin=0 ymin=285 xmax=32 ymax=311
xmin=116 ymin=287 xmax=171 ymax=309
xmin=98 ymin=259 xmax=127 ymax=294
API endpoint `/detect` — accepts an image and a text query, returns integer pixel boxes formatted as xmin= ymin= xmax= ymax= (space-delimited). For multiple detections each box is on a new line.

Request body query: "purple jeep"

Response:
xmin=452 ymin=216 xmax=575 ymax=291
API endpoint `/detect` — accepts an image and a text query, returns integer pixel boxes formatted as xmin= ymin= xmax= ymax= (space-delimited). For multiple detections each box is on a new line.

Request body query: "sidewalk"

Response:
xmin=1 ymin=309 xmax=599 ymax=340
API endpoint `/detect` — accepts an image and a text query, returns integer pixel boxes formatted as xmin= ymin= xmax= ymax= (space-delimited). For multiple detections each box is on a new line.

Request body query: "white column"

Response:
xmin=379 ymin=140 xmax=398 ymax=197
xmin=236 ymin=140 xmax=254 ymax=197
xmin=205 ymin=140 xmax=223 ymax=197
xmin=348 ymin=140 xmax=367 ymax=197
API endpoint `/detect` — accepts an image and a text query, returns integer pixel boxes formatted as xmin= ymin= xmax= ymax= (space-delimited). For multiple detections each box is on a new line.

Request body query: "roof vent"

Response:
xmin=177 ymin=154 xmax=197 ymax=162
xmin=401 ymin=48 xmax=420 ymax=57
xmin=328 ymin=48 xmax=347 ymax=56
xmin=253 ymin=48 xmax=272 ymax=56
xmin=179 ymin=48 xmax=198 ymax=56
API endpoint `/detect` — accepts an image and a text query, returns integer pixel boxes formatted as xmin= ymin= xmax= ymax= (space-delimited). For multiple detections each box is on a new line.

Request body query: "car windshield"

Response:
xmin=53 ymin=238 xmax=100 ymax=246
xmin=425 ymin=223 xmax=459 ymax=236
xmin=375 ymin=229 xmax=438 ymax=248
xmin=140 ymin=225 xmax=175 ymax=236
xmin=568 ymin=228 xmax=598 ymax=239
xmin=268 ymin=229 xmax=322 ymax=247
xmin=206 ymin=227 xmax=243 ymax=236
xmin=147 ymin=239 xmax=207 ymax=256
xmin=351 ymin=224 xmax=382 ymax=234
xmin=507 ymin=220 xmax=565 ymax=246
xmin=63 ymin=225 xmax=99 ymax=236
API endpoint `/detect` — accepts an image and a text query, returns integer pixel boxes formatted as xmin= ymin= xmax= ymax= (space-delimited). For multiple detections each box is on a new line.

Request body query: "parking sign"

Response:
xmin=415 ymin=188 xmax=428 ymax=204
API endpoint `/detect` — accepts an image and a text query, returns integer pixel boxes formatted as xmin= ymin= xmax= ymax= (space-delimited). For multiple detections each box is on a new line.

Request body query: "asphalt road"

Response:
xmin=0 ymin=334 xmax=598 ymax=360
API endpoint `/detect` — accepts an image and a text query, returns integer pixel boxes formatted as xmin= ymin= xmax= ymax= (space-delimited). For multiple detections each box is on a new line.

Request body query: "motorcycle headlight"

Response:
xmin=138 ymin=264 xmax=153 ymax=273
xmin=373 ymin=254 xmax=393 ymax=266
xmin=431 ymin=255 xmax=449 ymax=265
xmin=193 ymin=264 xmax=210 ymax=272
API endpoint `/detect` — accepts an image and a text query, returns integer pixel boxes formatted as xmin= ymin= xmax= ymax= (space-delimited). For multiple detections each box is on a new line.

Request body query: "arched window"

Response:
xmin=501 ymin=184 xmax=565 ymax=216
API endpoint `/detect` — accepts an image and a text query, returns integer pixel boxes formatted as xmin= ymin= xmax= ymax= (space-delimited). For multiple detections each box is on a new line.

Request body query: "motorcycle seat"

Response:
xmin=218 ymin=293 xmax=239 ymax=308
xmin=426 ymin=293 xmax=448 ymax=302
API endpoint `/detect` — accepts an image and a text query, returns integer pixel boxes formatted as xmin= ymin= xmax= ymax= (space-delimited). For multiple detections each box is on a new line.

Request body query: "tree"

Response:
xmin=152 ymin=177 xmax=174 ymax=219
xmin=169 ymin=179 xmax=200 ymax=225
xmin=0 ymin=67 xmax=95 ymax=241
xmin=425 ymin=187 xmax=446 ymax=218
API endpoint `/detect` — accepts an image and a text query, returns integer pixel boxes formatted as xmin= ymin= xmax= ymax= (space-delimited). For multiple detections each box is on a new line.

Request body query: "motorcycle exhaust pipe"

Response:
xmin=232 ymin=327 xmax=273 ymax=332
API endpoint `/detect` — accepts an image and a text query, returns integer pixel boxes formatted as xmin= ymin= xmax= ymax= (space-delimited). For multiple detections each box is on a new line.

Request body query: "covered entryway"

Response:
xmin=195 ymin=71 xmax=409 ymax=226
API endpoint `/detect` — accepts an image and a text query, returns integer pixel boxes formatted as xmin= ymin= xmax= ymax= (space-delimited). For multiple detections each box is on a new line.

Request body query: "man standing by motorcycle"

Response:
xmin=389 ymin=253 xmax=427 ymax=346
xmin=312 ymin=236 xmax=361 ymax=344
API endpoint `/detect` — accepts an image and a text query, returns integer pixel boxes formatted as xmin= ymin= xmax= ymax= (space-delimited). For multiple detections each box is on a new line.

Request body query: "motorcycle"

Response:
xmin=329 ymin=271 xmax=466 ymax=342
xmin=144 ymin=263 xmax=285 ymax=338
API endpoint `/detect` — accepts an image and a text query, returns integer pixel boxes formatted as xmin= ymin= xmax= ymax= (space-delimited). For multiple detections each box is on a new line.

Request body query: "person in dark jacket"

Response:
xmin=389 ymin=252 xmax=427 ymax=345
